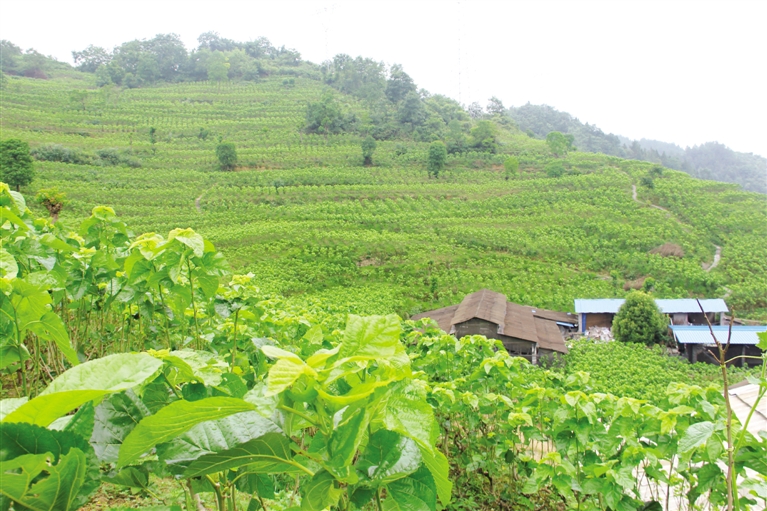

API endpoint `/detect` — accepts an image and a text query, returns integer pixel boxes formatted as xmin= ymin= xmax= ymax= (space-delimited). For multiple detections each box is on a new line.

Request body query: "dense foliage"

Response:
xmin=1 ymin=189 xmax=765 ymax=510
xmin=1 ymin=70 xmax=765 ymax=320
xmin=564 ymin=339 xmax=756 ymax=403
xmin=612 ymin=291 xmax=669 ymax=345
xmin=0 ymin=139 xmax=35 ymax=191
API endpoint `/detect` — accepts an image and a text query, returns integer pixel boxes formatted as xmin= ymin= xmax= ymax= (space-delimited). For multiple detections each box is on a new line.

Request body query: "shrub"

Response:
xmin=31 ymin=144 xmax=90 ymax=165
xmin=216 ymin=142 xmax=238 ymax=171
xmin=545 ymin=160 xmax=565 ymax=178
xmin=612 ymin=291 xmax=669 ymax=345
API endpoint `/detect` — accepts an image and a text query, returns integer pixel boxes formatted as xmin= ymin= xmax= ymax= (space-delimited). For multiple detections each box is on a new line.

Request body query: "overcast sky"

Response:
xmin=2 ymin=0 xmax=765 ymax=157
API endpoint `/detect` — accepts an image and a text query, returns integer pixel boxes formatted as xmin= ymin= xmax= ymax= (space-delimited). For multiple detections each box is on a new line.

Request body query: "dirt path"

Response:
xmin=632 ymin=185 xmax=670 ymax=213
xmin=703 ymin=245 xmax=722 ymax=272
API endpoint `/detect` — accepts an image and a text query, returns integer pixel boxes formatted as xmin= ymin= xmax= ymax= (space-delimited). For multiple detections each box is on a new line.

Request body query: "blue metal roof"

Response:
xmin=574 ymin=299 xmax=625 ymax=314
xmin=672 ymin=325 xmax=767 ymax=345
xmin=574 ymin=298 xmax=728 ymax=314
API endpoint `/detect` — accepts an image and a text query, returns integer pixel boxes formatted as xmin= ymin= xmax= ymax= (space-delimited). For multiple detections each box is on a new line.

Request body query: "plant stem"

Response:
xmin=231 ymin=309 xmax=239 ymax=368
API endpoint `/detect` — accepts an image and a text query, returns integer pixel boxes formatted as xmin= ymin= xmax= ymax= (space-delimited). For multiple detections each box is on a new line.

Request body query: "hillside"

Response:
xmin=510 ymin=103 xmax=767 ymax=193
xmin=2 ymin=68 xmax=766 ymax=319
xmin=2 ymin=34 xmax=767 ymax=511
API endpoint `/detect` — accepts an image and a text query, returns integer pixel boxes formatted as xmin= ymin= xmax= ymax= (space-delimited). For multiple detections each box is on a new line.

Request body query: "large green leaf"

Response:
xmin=0 ymin=344 xmax=30 ymax=370
xmin=0 ymin=397 xmax=27 ymax=420
xmin=339 ymin=314 xmax=401 ymax=360
xmin=91 ymin=390 xmax=151 ymax=463
xmin=156 ymin=411 xmax=282 ymax=471
xmin=27 ymin=311 xmax=79 ymax=366
xmin=757 ymin=331 xmax=767 ymax=351
xmin=158 ymin=349 xmax=228 ymax=387
xmin=0 ymin=248 xmax=18 ymax=279
xmin=183 ymin=432 xmax=303 ymax=477
xmin=328 ymin=407 xmax=369 ymax=470
xmin=418 ymin=448 xmax=452 ymax=505
xmin=118 ymin=397 xmax=254 ymax=468
xmin=265 ymin=357 xmax=317 ymax=397
xmin=0 ymin=450 xmax=86 ymax=511
xmin=3 ymin=353 xmax=163 ymax=426
xmin=103 ymin=465 xmax=151 ymax=491
xmin=0 ymin=422 xmax=100 ymax=509
xmin=382 ymin=466 xmax=437 ymax=511
xmin=301 ymin=470 xmax=342 ymax=511
xmin=168 ymin=228 xmax=204 ymax=258
xmin=678 ymin=421 xmax=715 ymax=453
xmin=383 ymin=383 xmax=438 ymax=451
xmin=356 ymin=429 xmax=421 ymax=484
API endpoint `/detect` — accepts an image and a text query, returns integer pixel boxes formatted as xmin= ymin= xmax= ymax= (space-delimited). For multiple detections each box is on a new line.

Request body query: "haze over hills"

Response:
xmin=508 ymin=104 xmax=767 ymax=193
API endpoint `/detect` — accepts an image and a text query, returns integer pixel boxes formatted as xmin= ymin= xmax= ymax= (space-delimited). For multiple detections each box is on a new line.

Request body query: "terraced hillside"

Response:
xmin=2 ymin=72 xmax=766 ymax=318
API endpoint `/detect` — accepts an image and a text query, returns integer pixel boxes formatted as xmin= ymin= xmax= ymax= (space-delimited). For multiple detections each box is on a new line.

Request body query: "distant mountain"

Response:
xmin=508 ymin=104 xmax=766 ymax=193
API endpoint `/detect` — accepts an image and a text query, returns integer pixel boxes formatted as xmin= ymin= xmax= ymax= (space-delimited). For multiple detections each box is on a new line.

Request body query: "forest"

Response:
xmin=1 ymin=32 xmax=766 ymax=511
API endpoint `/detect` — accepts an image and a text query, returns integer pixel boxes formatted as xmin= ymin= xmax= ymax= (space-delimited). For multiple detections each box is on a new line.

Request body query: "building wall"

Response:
xmin=453 ymin=319 xmax=536 ymax=360
xmin=500 ymin=335 xmax=536 ymax=358
xmin=584 ymin=313 xmax=615 ymax=330
xmin=454 ymin=318 xmax=500 ymax=339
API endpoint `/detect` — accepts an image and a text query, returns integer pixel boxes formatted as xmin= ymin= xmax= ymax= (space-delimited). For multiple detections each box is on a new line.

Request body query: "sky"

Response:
xmin=2 ymin=0 xmax=765 ymax=157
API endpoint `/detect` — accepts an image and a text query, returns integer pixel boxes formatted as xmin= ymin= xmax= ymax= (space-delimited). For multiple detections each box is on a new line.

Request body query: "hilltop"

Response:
xmin=1 ymin=34 xmax=766 ymax=319
xmin=509 ymin=103 xmax=767 ymax=193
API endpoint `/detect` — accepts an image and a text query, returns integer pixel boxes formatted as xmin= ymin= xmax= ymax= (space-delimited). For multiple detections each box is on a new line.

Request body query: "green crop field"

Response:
xmin=2 ymin=73 xmax=765 ymax=319
xmin=2 ymin=58 xmax=767 ymax=511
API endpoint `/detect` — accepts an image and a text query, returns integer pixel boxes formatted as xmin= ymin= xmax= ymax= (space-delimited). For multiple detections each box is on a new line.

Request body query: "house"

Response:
xmin=574 ymin=298 xmax=729 ymax=333
xmin=671 ymin=325 xmax=767 ymax=366
xmin=412 ymin=289 xmax=573 ymax=362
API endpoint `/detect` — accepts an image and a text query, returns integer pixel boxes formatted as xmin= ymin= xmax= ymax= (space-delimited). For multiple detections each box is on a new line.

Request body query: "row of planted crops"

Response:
xmin=1 ymin=183 xmax=766 ymax=510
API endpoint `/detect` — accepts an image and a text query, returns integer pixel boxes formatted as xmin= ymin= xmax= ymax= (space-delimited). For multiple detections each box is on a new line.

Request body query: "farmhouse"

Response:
xmin=412 ymin=289 xmax=574 ymax=362
xmin=672 ymin=325 xmax=767 ymax=367
xmin=574 ymin=298 xmax=729 ymax=333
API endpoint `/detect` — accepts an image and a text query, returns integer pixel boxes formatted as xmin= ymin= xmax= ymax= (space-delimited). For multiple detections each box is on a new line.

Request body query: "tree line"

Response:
xmin=509 ymin=103 xmax=766 ymax=193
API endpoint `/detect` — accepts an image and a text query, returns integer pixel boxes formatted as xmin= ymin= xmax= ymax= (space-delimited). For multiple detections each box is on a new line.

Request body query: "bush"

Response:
xmin=31 ymin=144 xmax=90 ymax=165
xmin=612 ymin=291 xmax=669 ymax=345
xmin=545 ymin=160 xmax=565 ymax=178
xmin=216 ymin=142 xmax=238 ymax=171
xmin=95 ymin=148 xmax=141 ymax=168
xmin=427 ymin=141 xmax=447 ymax=178
xmin=361 ymin=135 xmax=376 ymax=166
xmin=31 ymin=145 xmax=140 ymax=168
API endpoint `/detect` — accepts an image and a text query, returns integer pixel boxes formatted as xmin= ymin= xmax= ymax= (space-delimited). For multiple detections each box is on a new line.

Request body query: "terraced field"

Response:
xmin=2 ymin=73 xmax=765 ymax=317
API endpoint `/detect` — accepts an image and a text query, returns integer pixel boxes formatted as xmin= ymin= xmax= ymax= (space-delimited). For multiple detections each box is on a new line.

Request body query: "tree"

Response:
xmin=503 ymin=156 xmax=519 ymax=180
xmin=361 ymin=135 xmax=376 ymax=166
xmin=467 ymin=102 xmax=484 ymax=119
xmin=71 ymin=45 xmax=111 ymax=72
xmin=470 ymin=120 xmax=498 ymax=153
xmin=486 ymin=96 xmax=506 ymax=116
xmin=216 ymin=142 xmax=237 ymax=171
xmin=0 ymin=139 xmax=34 ymax=191
xmin=427 ymin=141 xmax=447 ymax=178
xmin=396 ymin=91 xmax=427 ymax=130
xmin=36 ymin=187 xmax=66 ymax=222
xmin=546 ymin=131 xmax=575 ymax=157
xmin=612 ymin=291 xmax=668 ymax=345
xmin=207 ymin=51 xmax=230 ymax=83
xmin=385 ymin=64 xmax=416 ymax=103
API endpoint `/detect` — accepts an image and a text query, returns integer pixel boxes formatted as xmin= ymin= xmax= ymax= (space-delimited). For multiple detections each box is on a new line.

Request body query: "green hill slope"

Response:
xmin=2 ymin=70 xmax=766 ymax=319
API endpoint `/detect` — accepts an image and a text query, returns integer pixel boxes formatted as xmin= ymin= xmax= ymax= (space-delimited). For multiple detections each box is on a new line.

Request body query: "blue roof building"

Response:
xmin=574 ymin=298 xmax=729 ymax=333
